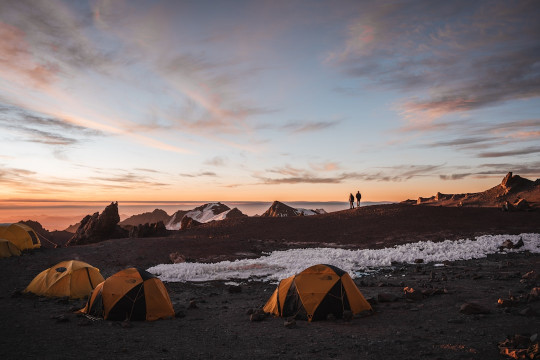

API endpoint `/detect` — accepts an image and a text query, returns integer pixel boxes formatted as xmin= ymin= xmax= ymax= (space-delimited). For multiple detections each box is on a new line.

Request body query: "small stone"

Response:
xmin=52 ymin=314 xmax=69 ymax=323
xmin=121 ymin=320 xmax=132 ymax=328
xmin=249 ymin=309 xmax=266 ymax=322
xmin=188 ymin=300 xmax=198 ymax=309
xmin=284 ymin=318 xmax=296 ymax=328
xmin=500 ymin=240 xmax=514 ymax=250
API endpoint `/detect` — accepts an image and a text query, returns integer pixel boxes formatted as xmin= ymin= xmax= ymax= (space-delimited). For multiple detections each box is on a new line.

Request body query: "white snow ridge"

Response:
xmin=147 ymin=233 xmax=540 ymax=283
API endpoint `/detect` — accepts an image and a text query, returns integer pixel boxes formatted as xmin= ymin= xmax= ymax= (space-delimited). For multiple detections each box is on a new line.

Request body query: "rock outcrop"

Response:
xmin=120 ymin=209 xmax=170 ymax=227
xmin=129 ymin=221 xmax=168 ymax=238
xmin=405 ymin=172 xmax=539 ymax=209
xmin=261 ymin=201 xmax=301 ymax=217
xmin=66 ymin=202 xmax=128 ymax=246
xmin=164 ymin=210 xmax=188 ymax=231
xmin=224 ymin=207 xmax=248 ymax=219
xmin=180 ymin=216 xmax=202 ymax=229
xmin=261 ymin=201 xmax=326 ymax=217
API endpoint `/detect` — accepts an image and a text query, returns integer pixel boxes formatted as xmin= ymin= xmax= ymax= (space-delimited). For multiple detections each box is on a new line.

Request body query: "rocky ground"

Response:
xmin=1 ymin=204 xmax=539 ymax=359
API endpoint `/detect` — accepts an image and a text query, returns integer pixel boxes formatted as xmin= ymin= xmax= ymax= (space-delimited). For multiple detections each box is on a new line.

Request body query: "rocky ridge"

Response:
xmin=404 ymin=172 xmax=540 ymax=209
xmin=66 ymin=202 xmax=128 ymax=246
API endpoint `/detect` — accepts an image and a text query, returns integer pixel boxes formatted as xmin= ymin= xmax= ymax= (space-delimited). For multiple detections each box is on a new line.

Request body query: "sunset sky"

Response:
xmin=1 ymin=0 xmax=539 ymax=228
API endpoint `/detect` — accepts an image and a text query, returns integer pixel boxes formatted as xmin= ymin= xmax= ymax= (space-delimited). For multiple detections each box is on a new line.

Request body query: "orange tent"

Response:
xmin=0 ymin=223 xmax=40 ymax=251
xmin=80 ymin=268 xmax=174 ymax=321
xmin=0 ymin=239 xmax=21 ymax=258
xmin=263 ymin=264 xmax=372 ymax=321
xmin=24 ymin=260 xmax=104 ymax=299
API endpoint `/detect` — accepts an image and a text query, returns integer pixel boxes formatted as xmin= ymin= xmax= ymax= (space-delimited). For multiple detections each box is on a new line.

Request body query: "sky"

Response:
xmin=1 ymin=0 xmax=540 ymax=228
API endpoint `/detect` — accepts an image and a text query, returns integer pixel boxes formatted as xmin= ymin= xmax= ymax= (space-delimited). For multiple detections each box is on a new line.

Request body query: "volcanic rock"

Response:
xmin=165 ymin=210 xmax=189 ymax=230
xmin=180 ymin=216 xmax=202 ymax=229
xmin=284 ymin=318 xmax=296 ymax=328
xmin=501 ymin=240 xmax=516 ymax=249
xmin=261 ymin=201 xmax=325 ymax=217
xmin=406 ymin=172 xmax=539 ymax=208
xmin=459 ymin=303 xmax=490 ymax=315
xmin=261 ymin=201 xmax=300 ymax=217
xmin=129 ymin=221 xmax=168 ymax=238
xmin=514 ymin=198 xmax=530 ymax=211
xmin=66 ymin=202 xmax=128 ymax=246
xmin=166 ymin=203 xmax=244 ymax=230
xmin=169 ymin=252 xmax=186 ymax=264
xmin=403 ymin=287 xmax=423 ymax=301
xmin=224 ymin=207 xmax=248 ymax=219
xmin=249 ymin=309 xmax=266 ymax=322
xmin=120 ymin=209 xmax=171 ymax=227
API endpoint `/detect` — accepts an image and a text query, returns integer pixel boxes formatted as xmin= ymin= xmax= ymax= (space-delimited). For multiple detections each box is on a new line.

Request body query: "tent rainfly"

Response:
xmin=0 ymin=239 xmax=21 ymax=258
xmin=80 ymin=267 xmax=175 ymax=321
xmin=0 ymin=223 xmax=40 ymax=251
xmin=263 ymin=264 xmax=372 ymax=321
xmin=24 ymin=260 xmax=104 ymax=299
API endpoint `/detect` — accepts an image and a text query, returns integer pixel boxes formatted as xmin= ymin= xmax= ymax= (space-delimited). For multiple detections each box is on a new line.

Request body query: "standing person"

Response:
xmin=356 ymin=191 xmax=362 ymax=207
xmin=349 ymin=193 xmax=355 ymax=209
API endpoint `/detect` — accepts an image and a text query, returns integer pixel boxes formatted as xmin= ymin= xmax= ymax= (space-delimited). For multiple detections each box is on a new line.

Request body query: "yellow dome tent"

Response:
xmin=24 ymin=260 xmax=104 ymax=299
xmin=80 ymin=267 xmax=175 ymax=321
xmin=0 ymin=239 xmax=21 ymax=258
xmin=263 ymin=264 xmax=372 ymax=321
xmin=0 ymin=223 xmax=40 ymax=251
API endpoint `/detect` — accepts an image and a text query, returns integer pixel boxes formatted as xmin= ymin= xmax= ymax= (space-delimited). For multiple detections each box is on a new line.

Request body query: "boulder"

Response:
xmin=459 ymin=302 xmax=490 ymax=315
xmin=67 ymin=202 xmax=128 ymax=245
xmin=500 ymin=240 xmax=515 ymax=250
xmin=169 ymin=252 xmax=186 ymax=264
xmin=514 ymin=198 xmax=530 ymax=211
xmin=403 ymin=287 xmax=423 ymax=301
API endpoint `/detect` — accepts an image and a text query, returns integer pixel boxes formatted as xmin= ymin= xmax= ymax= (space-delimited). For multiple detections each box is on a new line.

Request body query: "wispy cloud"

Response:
xmin=281 ymin=119 xmax=341 ymax=134
xmin=255 ymin=164 xmax=445 ymax=185
xmin=310 ymin=162 xmax=340 ymax=172
xmin=0 ymin=104 xmax=103 ymax=147
xmin=0 ymin=162 xmax=176 ymax=198
xmin=478 ymin=146 xmax=540 ymax=158
xmin=179 ymin=171 xmax=217 ymax=178
xmin=328 ymin=1 xmax=540 ymax=122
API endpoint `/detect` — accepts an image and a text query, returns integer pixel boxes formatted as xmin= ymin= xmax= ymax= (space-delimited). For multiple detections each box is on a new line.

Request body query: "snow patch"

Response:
xmin=147 ymin=233 xmax=540 ymax=283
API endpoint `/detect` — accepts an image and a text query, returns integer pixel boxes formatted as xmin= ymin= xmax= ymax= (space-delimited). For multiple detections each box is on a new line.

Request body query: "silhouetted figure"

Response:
xmin=349 ymin=193 xmax=355 ymax=209
xmin=356 ymin=191 xmax=361 ymax=207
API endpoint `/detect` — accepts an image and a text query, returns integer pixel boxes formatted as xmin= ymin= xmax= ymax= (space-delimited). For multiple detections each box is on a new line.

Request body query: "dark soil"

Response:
xmin=1 ymin=204 xmax=539 ymax=359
